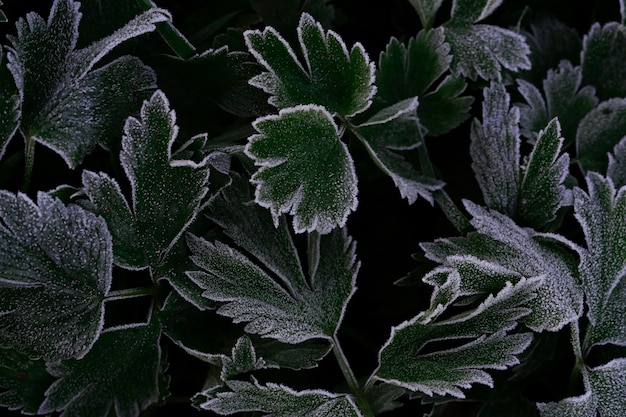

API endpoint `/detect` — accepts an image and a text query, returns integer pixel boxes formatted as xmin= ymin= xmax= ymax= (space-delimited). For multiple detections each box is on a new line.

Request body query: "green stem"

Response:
xmin=135 ymin=0 xmax=196 ymax=59
xmin=21 ymin=135 xmax=35 ymax=192
xmin=105 ymin=286 xmax=156 ymax=301
xmin=332 ymin=337 xmax=375 ymax=417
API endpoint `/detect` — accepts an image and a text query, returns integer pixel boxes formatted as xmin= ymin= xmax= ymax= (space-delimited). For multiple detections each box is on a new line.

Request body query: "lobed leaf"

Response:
xmin=244 ymin=12 xmax=375 ymax=117
xmin=5 ymin=0 xmax=168 ymax=167
xmin=195 ymin=377 xmax=363 ymax=416
xmin=581 ymin=22 xmax=626 ymax=101
xmin=0 ymin=349 xmax=54 ymax=414
xmin=39 ymin=321 xmax=163 ymax=417
xmin=574 ymin=173 xmax=626 ymax=349
xmin=220 ymin=336 xmax=266 ymax=381
xmin=0 ymin=192 xmax=112 ymax=362
xmin=245 ymin=105 xmax=358 ymax=234
xmin=354 ymin=98 xmax=444 ymax=204
xmin=81 ymin=90 xmax=211 ymax=269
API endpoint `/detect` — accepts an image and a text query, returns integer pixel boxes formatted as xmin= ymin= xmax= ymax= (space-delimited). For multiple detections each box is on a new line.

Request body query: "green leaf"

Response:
xmin=195 ymin=377 xmax=363 ymax=416
xmin=581 ymin=22 xmax=626 ymax=101
xmin=39 ymin=321 xmax=164 ymax=417
xmin=444 ymin=24 xmax=531 ymax=81
xmin=354 ymin=98 xmax=444 ymax=204
xmin=365 ymin=383 xmax=405 ymax=415
xmin=517 ymin=61 xmax=597 ymax=144
xmin=0 ymin=348 xmax=54 ymax=414
xmin=249 ymin=0 xmax=335 ymax=41
xmin=244 ymin=12 xmax=375 ymax=117
xmin=422 ymin=202 xmax=583 ymax=332
xmin=375 ymin=30 xmax=472 ymax=136
xmin=253 ymin=339 xmax=331 ymax=371
xmin=407 ymin=0 xmax=444 ymax=28
xmin=470 ymin=82 xmax=520 ymax=216
xmin=5 ymin=0 xmax=169 ymax=167
xmin=576 ymin=98 xmax=626 ymax=175
xmin=375 ymin=278 xmax=539 ymax=398
xmin=186 ymin=224 xmax=359 ymax=343
xmin=450 ymin=0 xmax=505 ymax=23
xmin=518 ymin=118 xmax=571 ymax=228
xmin=608 ymin=137 xmax=626 ymax=188
xmin=0 ymin=192 xmax=112 ymax=362
xmin=537 ymin=391 xmax=596 ymax=417
xmin=81 ymin=90 xmax=211 ymax=269
xmin=245 ymin=105 xmax=358 ymax=234
xmin=574 ymin=173 xmax=626 ymax=349
xmin=0 ymin=1 xmax=5 ymax=23
xmin=0 ymin=47 xmax=20 ymax=161
xmin=220 ymin=336 xmax=267 ymax=381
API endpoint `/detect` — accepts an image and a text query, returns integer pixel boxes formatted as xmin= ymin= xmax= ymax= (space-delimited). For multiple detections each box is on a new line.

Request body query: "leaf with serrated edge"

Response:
xmin=444 ymin=24 xmax=530 ymax=81
xmin=81 ymin=90 xmax=210 ymax=269
xmin=221 ymin=336 xmax=266 ymax=381
xmin=375 ymin=278 xmax=539 ymax=398
xmin=195 ymin=377 xmax=363 ymax=416
xmin=5 ymin=0 xmax=169 ymax=168
xmin=244 ymin=12 xmax=375 ymax=117
xmin=574 ymin=173 xmax=626 ymax=349
xmin=608 ymin=137 xmax=626 ymax=188
xmin=0 ymin=348 xmax=54 ymax=414
xmin=245 ymin=104 xmax=357 ymax=234
xmin=0 ymin=192 xmax=112 ymax=362
xmin=581 ymin=23 xmax=626 ymax=101
xmin=470 ymin=82 xmax=520 ymax=216
xmin=537 ymin=390 xmax=597 ymax=417
xmin=186 ymin=226 xmax=359 ymax=344
xmin=39 ymin=321 xmax=163 ymax=417
xmin=519 ymin=118 xmax=570 ymax=228
xmin=354 ymin=98 xmax=444 ymax=204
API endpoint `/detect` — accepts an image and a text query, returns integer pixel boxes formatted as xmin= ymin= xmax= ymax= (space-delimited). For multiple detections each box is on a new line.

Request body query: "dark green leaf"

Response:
xmin=0 ymin=47 xmax=19 ymax=161
xmin=365 ymin=383 xmax=405 ymax=415
xmin=450 ymin=0 xmax=505 ymax=23
xmin=245 ymin=105 xmax=357 ymax=234
xmin=582 ymin=22 xmax=626 ymax=101
xmin=0 ymin=348 xmax=54 ymax=414
xmin=407 ymin=0 xmax=444 ymax=28
xmin=0 ymin=192 xmax=112 ymax=361
xmin=249 ymin=0 xmax=335 ymax=40
xmin=608 ymin=137 xmax=626 ymax=188
xmin=220 ymin=336 xmax=266 ymax=380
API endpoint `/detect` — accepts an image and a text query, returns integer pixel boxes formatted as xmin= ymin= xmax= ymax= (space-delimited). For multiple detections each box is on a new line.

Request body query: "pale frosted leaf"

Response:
xmin=186 ymin=226 xmax=359 ymax=344
xmin=0 ymin=192 xmax=112 ymax=362
xmin=245 ymin=105 xmax=357 ymax=234
xmin=607 ymin=137 xmax=626 ymax=188
xmin=0 ymin=47 xmax=19 ymax=161
xmin=221 ymin=336 xmax=266 ymax=381
xmin=375 ymin=278 xmax=539 ymax=398
xmin=408 ymin=0 xmax=444 ymax=28
xmin=589 ymin=358 xmax=626 ymax=416
xmin=354 ymin=98 xmax=444 ymax=204
xmin=519 ymin=118 xmax=571 ymax=228
xmin=81 ymin=90 xmax=211 ymax=269
xmin=245 ymin=12 xmax=375 ymax=117
xmin=5 ymin=0 xmax=168 ymax=167
xmin=574 ymin=173 xmax=626 ymax=349
xmin=0 ymin=349 xmax=53 ymax=414
xmin=450 ymin=0 xmax=505 ymax=23
xmin=537 ymin=391 xmax=597 ymax=417
xmin=444 ymin=24 xmax=530 ymax=81
xmin=576 ymin=98 xmax=626 ymax=175
xmin=195 ymin=378 xmax=363 ymax=416
xmin=39 ymin=322 xmax=163 ymax=417
xmin=517 ymin=61 xmax=597 ymax=143
xmin=582 ymin=23 xmax=626 ymax=101
xmin=470 ymin=82 xmax=520 ymax=216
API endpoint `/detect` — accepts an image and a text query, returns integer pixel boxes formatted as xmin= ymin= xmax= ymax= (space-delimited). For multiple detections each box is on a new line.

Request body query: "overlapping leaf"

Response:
xmin=244 ymin=12 xmax=375 ymax=117
xmin=0 ymin=192 xmax=112 ymax=362
xmin=608 ymin=137 xmax=626 ymax=188
xmin=574 ymin=173 xmax=626 ymax=349
xmin=5 ymin=0 xmax=169 ymax=167
xmin=375 ymin=30 xmax=472 ymax=136
xmin=39 ymin=321 xmax=163 ymax=417
xmin=0 ymin=47 xmax=19 ymax=160
xmin=245 ymin=105 xmax=357 ymax=234
xmin=375 ymin=278 xmax=539 ymax=398
xmin=195 ymin=377 xmax=363 ymax=416
xmin=353 ymin=98 xmax=444 ymax=204
xmin=81 ymin=90 xmax=211 ymax=269
xmin=581 ymin=22 xmax=626 ymax=101
xmin=0 ymin=349 xmax=53 ymax=414
xmin=450 ymin=0 xmax=505 ymax=23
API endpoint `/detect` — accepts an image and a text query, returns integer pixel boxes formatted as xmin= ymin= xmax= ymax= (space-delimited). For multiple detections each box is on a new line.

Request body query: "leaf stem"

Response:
xmin=135 ymin=0 xmax=196 ymax=59
xmin=21 ymin=135 xmax=35 ymax=192
xmin=106 ymin=286 xmax=156 ymax=301
xmin=332 ymin=336 xmax=375 ymax=417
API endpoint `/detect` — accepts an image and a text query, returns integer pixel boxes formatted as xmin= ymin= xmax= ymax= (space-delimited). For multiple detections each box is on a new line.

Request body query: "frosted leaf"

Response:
xmin=576 ymin=98 xmax=626 ymax=175
xmin=375 ymin=278 xmax=540 ymax=398
xmin=444 ymin=23 xmax=531 ymax=81
xmin=0 ymin=192 xmax=112 ymax=362
xmin=537 ymin=391 xmax=596 ymax=417
xmin=252 ymin=339 xmax=331 ymax=370
xmin=186 ymin=226 xmax=359 ymax=344
xmin=81 ymin=90 xmax=211 ymax=269
xmin=0 ymin=348 xmax=54 ymax=414
xmin=581 ymin=23 xmax=626 ymax=101
xmin=470 ymin=82 xmax=520 ymax=216
xmin=450 ymin=0 xmax=505 ymax=23
xmin=244 ymin=12 xmax=375 ymax=117
xmin=574 ymin=173 xmax=626 ymax=349
xmin=407 ymin=0 xmax=444 ymax=28
xmin=375 ymin=31 xmax=472 ymax=136
xmin=607 ymin=137 xmax=626 ymax=188
xmin=5 ymin=0 xmax=169 ymax=168
xmin=245 ymin=105 xmax=357 ymax=234
xmin=39 ymin=321 xmax=163 ymax=417
xmin=0 ymin=47 xmax=20 ymax=161
xmin=422 ymin=202 xmax=583 ymax=332
xmin=195 ymin=377 xmax=363 ymax=416
xmin=516 ymin=61 xmax=597 ymax=143
xmin=354 ymin=98 xmax=444 ymax=204
xmin=365 ymin=383 xmax=405 ymax=415
xmin=519 ymin=118 xmax=571 ymax=228
xmin=220 ymin=336 xmax=266 ymax=381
